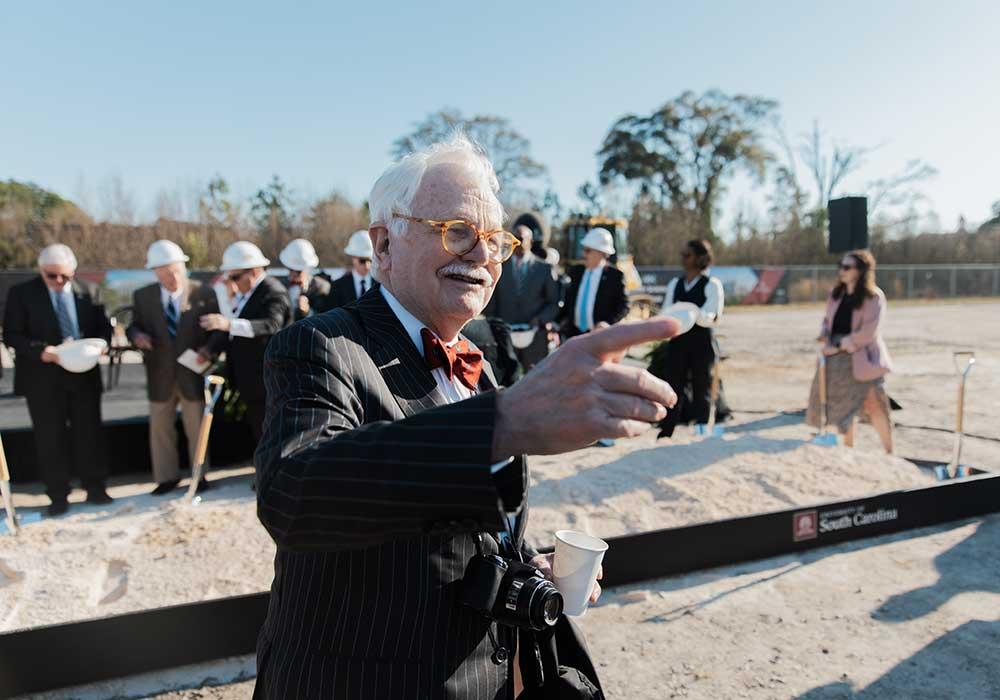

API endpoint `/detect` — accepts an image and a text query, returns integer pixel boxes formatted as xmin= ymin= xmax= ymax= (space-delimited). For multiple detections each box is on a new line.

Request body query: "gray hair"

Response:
xmin=38 ymin=243 xmax=78 ymax=270
xmin=367 ymin=133 xmax=504 ymax=280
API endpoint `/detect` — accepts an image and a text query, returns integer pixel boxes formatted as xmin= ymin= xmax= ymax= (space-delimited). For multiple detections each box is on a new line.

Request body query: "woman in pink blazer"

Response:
xmin=806 ymin=249 xmax=894 ymax=452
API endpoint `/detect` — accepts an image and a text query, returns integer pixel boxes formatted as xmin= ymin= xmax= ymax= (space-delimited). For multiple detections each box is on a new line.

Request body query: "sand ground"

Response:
xmin=4 ymin=300 xmax=999 ymax=699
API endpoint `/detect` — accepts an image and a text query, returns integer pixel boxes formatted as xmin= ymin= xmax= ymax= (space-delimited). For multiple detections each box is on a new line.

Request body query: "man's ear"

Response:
xmin=370 ymin=226 xmax=390 ymax=274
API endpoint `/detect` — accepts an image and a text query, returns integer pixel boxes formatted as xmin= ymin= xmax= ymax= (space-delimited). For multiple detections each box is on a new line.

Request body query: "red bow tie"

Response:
xmin=420 ymin=328 xmax=483 ymax=391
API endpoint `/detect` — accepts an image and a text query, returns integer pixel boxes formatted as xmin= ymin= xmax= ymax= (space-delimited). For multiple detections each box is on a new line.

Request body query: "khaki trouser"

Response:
xmin=149 ymin=388 xmax=205 ymax=484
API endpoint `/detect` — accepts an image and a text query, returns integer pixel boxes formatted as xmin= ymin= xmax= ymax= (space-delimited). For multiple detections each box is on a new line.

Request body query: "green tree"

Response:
xmin=392 ymin=109 xmax=548 ymax=207
xmin=598 ymin=90 xmax=777 ymax=242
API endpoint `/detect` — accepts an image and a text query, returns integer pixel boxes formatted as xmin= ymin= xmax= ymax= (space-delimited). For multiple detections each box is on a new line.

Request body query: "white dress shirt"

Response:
xmin=229 ymin=274 xmax=267 ymax=338
xmin=380 ymin=286 xmax=475 ymax=403
xmin=352 ymin=270 xmax=373 ymax=299
xmin=48 ymin=285 xmax=80 ymax=339
xmin=288 ymin=284 xmax=301 ymax=311
xmin=574 ymin=262 xmax=605 ymax=331
xmin=661 ymin=274 xmax=725 ymax=328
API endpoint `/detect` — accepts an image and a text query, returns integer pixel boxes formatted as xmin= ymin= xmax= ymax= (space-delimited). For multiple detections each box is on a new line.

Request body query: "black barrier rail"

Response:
xmin=1 ymin=473 xmax=998 ymax=697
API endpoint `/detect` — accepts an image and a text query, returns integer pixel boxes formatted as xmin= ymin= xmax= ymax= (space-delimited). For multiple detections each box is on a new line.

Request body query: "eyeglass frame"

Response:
xmin=43 ymin=271 xmax=74 ymax=282
xmin=228 ymin=269 xmax=253 ymax=282
xmin=392 ymin=213 xmax=521 ymax=263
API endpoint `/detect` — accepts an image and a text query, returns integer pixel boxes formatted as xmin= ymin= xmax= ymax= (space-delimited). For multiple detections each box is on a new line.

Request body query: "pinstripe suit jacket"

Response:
xmin=254 ymin=288 xmax=531 ymax=700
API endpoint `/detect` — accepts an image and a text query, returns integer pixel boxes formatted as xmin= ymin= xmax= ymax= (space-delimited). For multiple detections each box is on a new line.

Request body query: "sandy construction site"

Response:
xmin=4 ymin=299 xmax=999 ymax=699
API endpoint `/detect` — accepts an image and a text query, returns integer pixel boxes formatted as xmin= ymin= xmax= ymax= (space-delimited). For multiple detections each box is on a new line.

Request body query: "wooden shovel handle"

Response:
xmin=0 ymin=433 xmax=10 ymax=483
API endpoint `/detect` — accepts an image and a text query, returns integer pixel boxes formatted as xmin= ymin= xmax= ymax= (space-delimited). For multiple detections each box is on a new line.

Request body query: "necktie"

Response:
xmin=576 ymin=270 xmax=592 ymax=332
xmin=359 ymin=278 xmax=367 ymax=296
xmin=420 ymin=328 xmax=483 ymax=391
xmin=232 ymin=294 xmax=243 ymax=317
xmin=55 ymin=292 xmax=78 ymax=340
xmin=165 ymin=298 xmax=179 ymax=338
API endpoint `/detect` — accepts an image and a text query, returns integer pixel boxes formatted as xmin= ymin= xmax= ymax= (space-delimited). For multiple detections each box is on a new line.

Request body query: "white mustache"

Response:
xmin=438 ymin=263 xmax=494 ymax=285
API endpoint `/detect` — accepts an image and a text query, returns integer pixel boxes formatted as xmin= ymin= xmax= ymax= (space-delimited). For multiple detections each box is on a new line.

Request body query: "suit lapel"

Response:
xmin=355 ymin=290 xmax=448 ymax=417
xmin=33 ymin=277 xmax=63 ymax=341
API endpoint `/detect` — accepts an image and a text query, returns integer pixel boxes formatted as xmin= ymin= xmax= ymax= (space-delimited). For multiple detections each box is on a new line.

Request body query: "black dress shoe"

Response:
xmin=86 ymin=488 xmax=113 ymax=505
xmin=197 ymin=478 xmax=213 ymax=492
xmin=47 ymin=499 xmax=69 ymax=517
xmin=150 ymin=480 xmax=181 ymax=496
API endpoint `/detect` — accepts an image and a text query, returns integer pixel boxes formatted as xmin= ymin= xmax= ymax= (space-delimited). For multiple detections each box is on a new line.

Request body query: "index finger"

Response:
xmin=579 ymin=317 xmax=681 ymax=359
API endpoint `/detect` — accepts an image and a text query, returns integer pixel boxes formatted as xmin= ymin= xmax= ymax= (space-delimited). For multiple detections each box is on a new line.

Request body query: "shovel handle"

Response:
xmin=186 ymin=413 xmax=215 ymax=500
xmin=0 ymin=433 xmax=10 ymax=483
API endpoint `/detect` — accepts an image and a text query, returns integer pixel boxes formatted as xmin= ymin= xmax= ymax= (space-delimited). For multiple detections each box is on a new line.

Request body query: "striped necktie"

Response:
xmin=165 ymin=298 xmax=179 ymax=338
xmin=55 ymin=292 xmax=78 ymax=340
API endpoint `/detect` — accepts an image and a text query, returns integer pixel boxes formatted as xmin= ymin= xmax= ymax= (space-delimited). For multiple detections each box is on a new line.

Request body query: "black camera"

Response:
xmin=459 ymin=553 xmax=563 ymax=631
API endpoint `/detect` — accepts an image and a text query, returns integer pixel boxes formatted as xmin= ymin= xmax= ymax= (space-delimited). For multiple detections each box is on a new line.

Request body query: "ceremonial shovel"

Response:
xmin=698 ymin=338 xmax=726 ymax=438
xmin=935 ymin=351 xmax=976 ymax=481
xmin=186 ymin=375 xmax=226 ymax=503
xmin=0 ymin=433 xmax=42 ymax=536
xmin=810 ymin=352 xmax=838 ymax=447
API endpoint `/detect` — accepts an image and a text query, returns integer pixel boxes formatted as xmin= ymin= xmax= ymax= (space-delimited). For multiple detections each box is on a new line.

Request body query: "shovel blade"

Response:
xmin=811 ymin=432 xmax=838 ymax=447
xmin=0 ymin=511 xmax=42 ymax=536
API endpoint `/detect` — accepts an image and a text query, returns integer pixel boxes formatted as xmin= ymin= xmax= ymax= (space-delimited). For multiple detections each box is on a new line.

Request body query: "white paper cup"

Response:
xmin=553 ymin=530 xmax=608 ymax=617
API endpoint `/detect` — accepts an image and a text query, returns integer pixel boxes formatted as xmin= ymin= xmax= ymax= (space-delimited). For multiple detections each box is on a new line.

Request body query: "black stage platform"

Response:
xmin=0 ymin=362 xmax=255 ymax=483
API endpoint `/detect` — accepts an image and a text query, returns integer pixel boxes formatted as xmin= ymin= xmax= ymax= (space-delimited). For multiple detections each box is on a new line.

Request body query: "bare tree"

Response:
xmin=798 ymin=121 xmax=871 ymax=210
xmin=97 ymin=173 xmax=137 ymax=225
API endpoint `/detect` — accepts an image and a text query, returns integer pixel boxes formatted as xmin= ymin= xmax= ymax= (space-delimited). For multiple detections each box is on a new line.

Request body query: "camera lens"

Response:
xmin=541 ymin=593 xmax=562 ymax=626
xmin=525 ymin=577 xmax=562 ymax=630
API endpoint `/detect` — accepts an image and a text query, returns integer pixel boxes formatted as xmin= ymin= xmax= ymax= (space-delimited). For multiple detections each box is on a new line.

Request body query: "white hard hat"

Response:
xmin=220 ymin=241 xmax=270 ymax=271
xmin=54 ymin=338 xmax=107 ymax=373
xmin=580 ymin=228 xmax=615 ymax=256
xmin=38 ymin=243 xmax=78 ymax=270
xmin=660 ymin=302 xmax=700 ymax=336
xmin=145 ymin=240 xmax=190 ymax=269
xmin=344 ymin=230 xmax=374 ymax=259
xmin=279 ymin=239 xmax=319 ymax=271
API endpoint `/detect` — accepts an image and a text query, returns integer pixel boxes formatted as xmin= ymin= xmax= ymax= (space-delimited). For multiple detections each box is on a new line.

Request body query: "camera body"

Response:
xmin=460 ymin=553 xmax=563 ymax=631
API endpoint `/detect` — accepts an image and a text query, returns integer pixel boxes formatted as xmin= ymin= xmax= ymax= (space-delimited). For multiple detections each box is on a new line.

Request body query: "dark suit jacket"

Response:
xmin=326 ymin=271 xmax=378 ymax=309
xmin=224 ymin=276 xmax=291 ymax=403
xmin=558 ymin=264 xmax=629 ymax=337
xmin=2 ymin=276 xmax=112 ymax=397
xmin=484 ymin=254 xmax=561 ymax=327
xmin=292 ymin=275 xmax=333 ymax=322
xmin=126 ymin=281 xmax=221 ymax=402
xmin=253 ymin=289 xmax=531 ymax=700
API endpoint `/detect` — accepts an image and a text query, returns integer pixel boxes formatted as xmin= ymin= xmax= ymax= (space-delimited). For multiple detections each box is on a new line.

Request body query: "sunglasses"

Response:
xmin=44 ymin=272 xmax=73 ymax=282
xmin=228 ymin=270 xmax=251 ymax=282
xmin=839 ymin=263 xmax=857 ymax=271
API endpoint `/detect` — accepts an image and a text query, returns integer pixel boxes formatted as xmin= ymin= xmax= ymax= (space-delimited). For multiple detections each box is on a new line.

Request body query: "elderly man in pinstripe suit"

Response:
xmin=253 ymin=135 xmax=681 ymax=699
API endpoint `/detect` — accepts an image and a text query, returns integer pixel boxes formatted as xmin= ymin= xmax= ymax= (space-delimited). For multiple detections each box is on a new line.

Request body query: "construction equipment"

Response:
xmin=186 ymin=375 xmax=226 ymax=502
xmin=0 ymin=433 xmax=41 ymax=536
xmin=935 ymin=351 xmax=976 ymax=480
xmin=811 ymin=352 xmax=838 ymax=446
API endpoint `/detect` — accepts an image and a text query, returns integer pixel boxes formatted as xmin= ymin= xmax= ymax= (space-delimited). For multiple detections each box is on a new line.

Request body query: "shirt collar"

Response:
xmin=380 ymin=286 xmax=459 ymax=353
xmin=160 ymin=284 xmax=185 ymax=304
xmin=352 ymin=269 xmax=370 ymax=284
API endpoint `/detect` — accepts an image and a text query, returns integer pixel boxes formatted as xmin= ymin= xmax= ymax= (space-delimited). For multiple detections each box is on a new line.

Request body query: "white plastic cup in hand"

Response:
xmin=553 ymin=530 xmax=608 ymax=617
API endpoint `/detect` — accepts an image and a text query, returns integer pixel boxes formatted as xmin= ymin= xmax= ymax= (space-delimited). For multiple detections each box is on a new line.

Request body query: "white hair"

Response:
xmin=367 ymin=133 xmax=504 ymax=280
xmin=38 ymin=243 xmax=78 ymax=270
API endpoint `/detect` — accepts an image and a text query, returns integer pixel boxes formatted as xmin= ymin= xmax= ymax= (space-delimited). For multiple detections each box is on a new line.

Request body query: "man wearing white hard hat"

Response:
xmin=327 ymin=229 xmax=376 ymax=308
xmin=2 ymin=244 xmax=113 ymax=515
xmin=279 ymin=239 xmax=331 ymax=322
xmin=558 ymin=227 xmax=629 ymax=338
xmin=127 ymin=240 xmax=223 ymax=495
xmin=199 ymin=241 xmax=291 ymax=444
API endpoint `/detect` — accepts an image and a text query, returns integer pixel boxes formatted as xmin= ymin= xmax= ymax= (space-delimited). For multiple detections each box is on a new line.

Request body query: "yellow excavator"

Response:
xmin=510 ymin=212 xmax=656 ymax=319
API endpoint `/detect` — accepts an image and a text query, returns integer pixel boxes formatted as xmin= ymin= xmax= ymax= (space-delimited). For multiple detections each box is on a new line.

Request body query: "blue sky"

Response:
xmin=2 ymin=1 xmax=997 ymax=233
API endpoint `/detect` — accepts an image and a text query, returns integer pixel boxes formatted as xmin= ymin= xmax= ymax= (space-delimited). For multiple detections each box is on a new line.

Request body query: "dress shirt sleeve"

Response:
xmin=696 ymin=277 xmax=725 ymax=327
xmin=660 ymin=278 xmax=678 ymax=313
xmin=228 ymin=318 xmax=255 ymax=338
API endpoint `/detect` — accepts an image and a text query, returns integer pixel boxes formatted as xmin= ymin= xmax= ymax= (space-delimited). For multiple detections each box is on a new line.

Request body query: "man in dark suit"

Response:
xmin=2 ymin=244 xmax=113 ymax=515
xmin=199 ymin=242 xmax=291 ymax=443
xmin=326 ymin=229 xmax=376 ymax=308
xmin=278 ymin=238 xmax=332 ymax=322
xmin=127 ymin=240 xmax=221 ymax=495
xmin=484 ymin=224 xmax=560 ymax=370
xmin=559 ymin=227 xmax=629 ymax=338
xmin=253 ymin=136 xmax=680 ymax=699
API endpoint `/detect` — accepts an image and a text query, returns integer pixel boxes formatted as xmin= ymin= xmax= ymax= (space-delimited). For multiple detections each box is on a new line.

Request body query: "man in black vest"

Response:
xmin=2 ymin=244 xmax=113 ymax=515
xmin=652 ymin=239 xmax=725 ymax=438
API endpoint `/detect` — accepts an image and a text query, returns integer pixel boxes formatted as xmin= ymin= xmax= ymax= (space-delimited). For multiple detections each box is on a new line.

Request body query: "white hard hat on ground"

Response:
xmin=54 ymin=338 xmax=107 ymax=373
xmin=581 ymin=228 xmax=615 ymax=256
xmin=344 ymin=230 xmax=374 ymax=259
xmin=279 ymin=239 xmax=320 ymax=271
xmin=145 ymin=240 xmax=190 ymax=269
xmin=220 ymin=241 xmax=270 ymax=271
